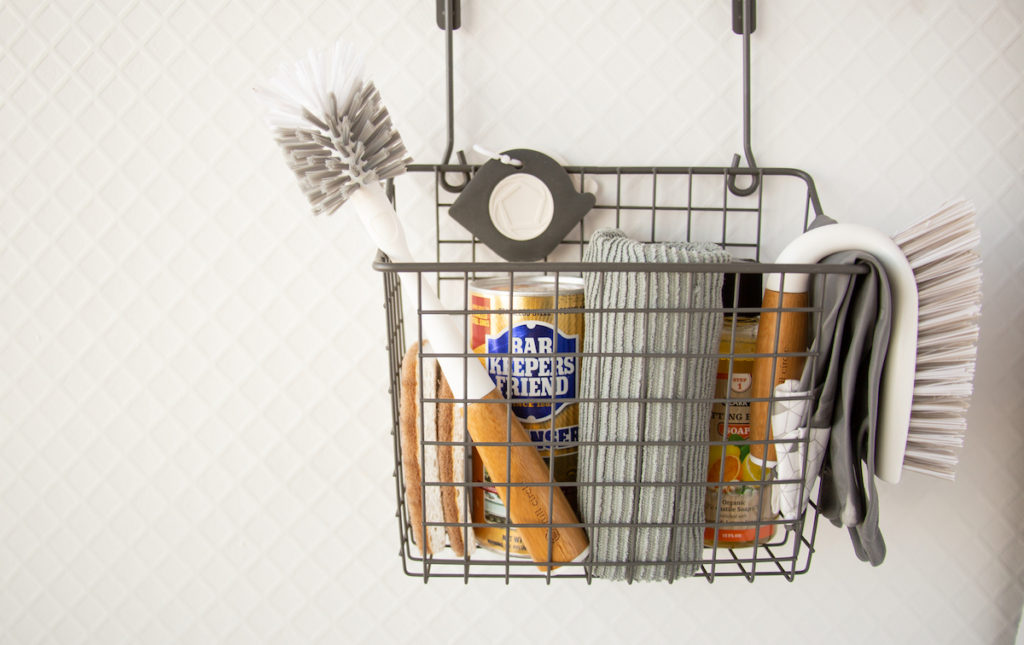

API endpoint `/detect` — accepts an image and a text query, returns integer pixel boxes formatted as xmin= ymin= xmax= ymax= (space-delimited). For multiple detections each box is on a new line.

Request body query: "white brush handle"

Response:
xmin=347 ymin=181 xmax=495 ymax=402
xmin=767 ymin=223 xmax=918 ymax=484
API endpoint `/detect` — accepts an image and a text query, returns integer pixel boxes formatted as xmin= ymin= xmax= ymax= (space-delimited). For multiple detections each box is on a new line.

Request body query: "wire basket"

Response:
xmin=374 ymin=163 xmax=866 ymax=583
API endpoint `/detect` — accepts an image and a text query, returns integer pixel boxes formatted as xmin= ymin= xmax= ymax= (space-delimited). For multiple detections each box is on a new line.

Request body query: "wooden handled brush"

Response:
xmin=255 ymin=41 xmax=588 ymax=569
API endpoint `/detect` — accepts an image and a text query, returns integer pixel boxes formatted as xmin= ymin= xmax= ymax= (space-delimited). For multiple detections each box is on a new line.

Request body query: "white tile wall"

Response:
xmin=1 ymin=1 xmax=1022 ymax=643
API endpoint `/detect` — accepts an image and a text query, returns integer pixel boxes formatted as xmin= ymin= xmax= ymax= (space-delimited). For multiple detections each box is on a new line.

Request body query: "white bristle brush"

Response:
xmin=254 ymin=41 xmax=589 ymax=569
xmin=750 ymin=199 xmax=981 ymax=483
xmin=892 ymin=200 xmax=981 ymax=480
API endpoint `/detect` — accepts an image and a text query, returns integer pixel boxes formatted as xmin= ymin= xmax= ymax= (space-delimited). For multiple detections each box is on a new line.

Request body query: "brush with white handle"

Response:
xmin=255 ymin=41 xmax=588 ymax=569
xmin=749 ymin=200 xmax=981 ymax=483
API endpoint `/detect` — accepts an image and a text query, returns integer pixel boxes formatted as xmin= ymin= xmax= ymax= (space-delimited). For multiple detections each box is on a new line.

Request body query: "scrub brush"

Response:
xmin=889 ymin=200 xmax=981 ymax=480
xmin=750 ymin=199 xmax=981 ymax=483
xmin=254 ymin=41 xmax=589 ymax=569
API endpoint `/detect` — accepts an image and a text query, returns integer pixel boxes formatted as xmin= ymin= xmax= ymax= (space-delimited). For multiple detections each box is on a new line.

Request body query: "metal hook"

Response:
xmin=727 ymin=0 xmax=760 ymax=197
xmin=437 ymin=0 xmax=471 ymax=193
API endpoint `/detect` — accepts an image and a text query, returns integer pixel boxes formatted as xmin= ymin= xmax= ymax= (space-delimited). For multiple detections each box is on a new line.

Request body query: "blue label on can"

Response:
xmin=484 ymin=320 xmax=578 ymax=423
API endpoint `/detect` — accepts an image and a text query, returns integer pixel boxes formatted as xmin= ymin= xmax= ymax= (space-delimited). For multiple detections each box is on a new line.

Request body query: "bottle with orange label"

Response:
xmin=704 ymin=270 xmax=777 ymax=548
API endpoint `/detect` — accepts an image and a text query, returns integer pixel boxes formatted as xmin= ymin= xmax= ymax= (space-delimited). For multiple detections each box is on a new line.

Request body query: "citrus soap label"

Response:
xmin=705 ymin=360 xmax=775 ymax=546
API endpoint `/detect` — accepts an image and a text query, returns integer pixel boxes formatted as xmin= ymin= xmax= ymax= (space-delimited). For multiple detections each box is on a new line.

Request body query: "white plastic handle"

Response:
xmin=346 ymin=182 xmax=496 ymax=401
xmin=766 ymin=223 xmax=918 ymax=484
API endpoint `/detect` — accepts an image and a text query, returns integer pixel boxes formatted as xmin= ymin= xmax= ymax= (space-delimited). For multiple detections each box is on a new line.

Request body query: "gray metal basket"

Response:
xmin=373 ymin=164 xmax=866 ymax=583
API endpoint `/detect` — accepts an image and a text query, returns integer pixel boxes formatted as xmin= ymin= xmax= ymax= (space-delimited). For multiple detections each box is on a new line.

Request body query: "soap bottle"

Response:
xmin=704 ymin=269 xmax=777 ymax=548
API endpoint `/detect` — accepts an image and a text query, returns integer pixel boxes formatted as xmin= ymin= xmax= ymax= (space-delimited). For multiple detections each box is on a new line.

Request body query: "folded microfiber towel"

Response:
xmin=578 ymin=228 xmax=731 ymax=582
xmin=797 ymin=248 xmax=891 ymax=566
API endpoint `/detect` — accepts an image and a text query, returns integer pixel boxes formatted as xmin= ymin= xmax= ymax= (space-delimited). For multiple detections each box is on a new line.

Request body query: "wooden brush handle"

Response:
xmin=750 ymin=289 xmax=809 ymax=462
xmin=466 ymin=391 xmax=589 ymax=570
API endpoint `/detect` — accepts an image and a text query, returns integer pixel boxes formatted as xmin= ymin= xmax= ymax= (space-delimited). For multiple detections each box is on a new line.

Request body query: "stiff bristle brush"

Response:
xmin=255 ymin=41 xmax=589 ymax=568
xmin=749 ymin=199 xmax=981 ymax=483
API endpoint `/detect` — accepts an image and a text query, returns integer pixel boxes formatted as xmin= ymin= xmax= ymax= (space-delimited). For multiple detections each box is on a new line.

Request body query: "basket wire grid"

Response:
xmin=374 ymin=165 xmax=867 ymax=583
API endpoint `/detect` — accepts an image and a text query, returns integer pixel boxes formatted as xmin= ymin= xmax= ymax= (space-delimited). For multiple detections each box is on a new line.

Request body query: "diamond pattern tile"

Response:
xmin=1 ymin=0 xmax=1023 ymax=643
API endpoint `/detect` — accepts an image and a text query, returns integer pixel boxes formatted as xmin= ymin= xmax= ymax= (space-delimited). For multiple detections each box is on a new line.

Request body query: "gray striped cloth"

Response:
xmin=579 ymin=229 xmax=730 ymax=581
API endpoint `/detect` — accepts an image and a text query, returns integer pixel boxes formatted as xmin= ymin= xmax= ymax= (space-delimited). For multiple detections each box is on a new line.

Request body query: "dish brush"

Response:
xmin=255 ymin=41 xmax=589 ymax=568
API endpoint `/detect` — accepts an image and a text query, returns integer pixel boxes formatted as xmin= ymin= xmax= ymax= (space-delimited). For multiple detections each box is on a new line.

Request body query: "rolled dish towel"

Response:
xmin=578 ymin=229 xmax=730 ymax=581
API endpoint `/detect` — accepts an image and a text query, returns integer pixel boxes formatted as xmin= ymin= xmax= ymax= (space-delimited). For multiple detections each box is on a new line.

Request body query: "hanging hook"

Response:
xmin=727 ymin=0 xmax=760 ymax=197
xmin=437 ymin=0 xmax=471 ymax=193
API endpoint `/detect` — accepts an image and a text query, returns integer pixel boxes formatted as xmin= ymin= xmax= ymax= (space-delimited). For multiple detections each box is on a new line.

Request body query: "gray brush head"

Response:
xmin=256 ymin=42 xmax=412 ymax=215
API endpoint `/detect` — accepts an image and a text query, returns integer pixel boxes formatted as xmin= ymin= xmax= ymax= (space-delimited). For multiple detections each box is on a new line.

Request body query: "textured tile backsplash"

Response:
xmin=1 ymin=1 xmax=1022 ymax=643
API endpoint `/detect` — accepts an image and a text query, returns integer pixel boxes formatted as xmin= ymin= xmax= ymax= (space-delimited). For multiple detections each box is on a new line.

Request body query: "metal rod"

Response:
xmin=727 ymin=0 xmax=761 ymax=197
xmin=438 ymin=0 xmax=471 ymax=193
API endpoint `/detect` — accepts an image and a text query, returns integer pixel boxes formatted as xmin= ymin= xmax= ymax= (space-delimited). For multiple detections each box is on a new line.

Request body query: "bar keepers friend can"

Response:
xmin=469 ymin=276 xmax=584 ymax=556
